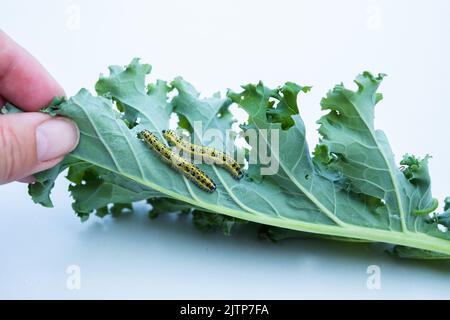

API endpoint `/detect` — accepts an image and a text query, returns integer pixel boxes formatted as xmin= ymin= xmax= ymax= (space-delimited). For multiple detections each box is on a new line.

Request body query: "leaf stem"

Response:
xmin=72 ymin=154 xmax=450 ymax=256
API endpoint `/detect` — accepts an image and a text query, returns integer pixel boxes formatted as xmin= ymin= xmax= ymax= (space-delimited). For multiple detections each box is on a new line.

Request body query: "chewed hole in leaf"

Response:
xmin=169 ymin=113 xmax=179 ymax=130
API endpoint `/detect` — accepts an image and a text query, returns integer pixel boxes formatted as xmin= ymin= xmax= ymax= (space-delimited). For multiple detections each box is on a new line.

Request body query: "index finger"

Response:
xmin=0 ymin=30 xmax=65 ymax=111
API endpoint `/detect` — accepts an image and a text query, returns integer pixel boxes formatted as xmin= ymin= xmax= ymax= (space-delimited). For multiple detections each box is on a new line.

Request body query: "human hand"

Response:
xmin=0 ymin=30 xmax=79 ymax=184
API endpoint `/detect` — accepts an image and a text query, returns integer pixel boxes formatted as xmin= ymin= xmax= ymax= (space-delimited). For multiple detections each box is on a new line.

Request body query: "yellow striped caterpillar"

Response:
xmin=138 ymin=129 xmax=217 ymax=193
xmin=162 ymin=129 xmax=244 ymax=180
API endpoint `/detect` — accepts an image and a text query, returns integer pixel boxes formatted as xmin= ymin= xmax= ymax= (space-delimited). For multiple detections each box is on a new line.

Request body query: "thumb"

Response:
xmin=0 ymin=112 xmax=79 ymax=184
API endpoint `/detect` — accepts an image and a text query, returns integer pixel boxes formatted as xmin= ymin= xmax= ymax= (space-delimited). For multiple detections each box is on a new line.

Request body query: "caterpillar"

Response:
xmin=413 ymin=198 xmax=439 ymax=215
xmin=162 ymin=129 xmax=244 ymax=180
xmin=138 ymin=129 xmax=217 ymax=193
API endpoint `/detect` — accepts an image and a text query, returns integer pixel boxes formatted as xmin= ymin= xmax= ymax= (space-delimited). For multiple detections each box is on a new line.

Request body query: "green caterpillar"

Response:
xmin=138 ymin=130 xmax=217 ymax=193
xmin=162 ymin=129 xmax=244 ymax=180
xmin=413 ymin=198 xmax=439 ymax=215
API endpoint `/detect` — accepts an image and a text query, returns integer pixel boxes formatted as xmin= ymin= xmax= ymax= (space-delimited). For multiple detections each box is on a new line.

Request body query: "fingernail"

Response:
xmin=36 ymin=118 xmax=79 ymax=162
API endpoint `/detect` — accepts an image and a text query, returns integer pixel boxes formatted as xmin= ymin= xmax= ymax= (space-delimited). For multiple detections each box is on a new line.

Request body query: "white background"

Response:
xmin=1 ymin=0 xmax=449 ymax=299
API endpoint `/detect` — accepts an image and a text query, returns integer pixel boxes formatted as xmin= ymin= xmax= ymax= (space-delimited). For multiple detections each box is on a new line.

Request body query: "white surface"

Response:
xmin=1 ymin=0 xmax=450 ymax=299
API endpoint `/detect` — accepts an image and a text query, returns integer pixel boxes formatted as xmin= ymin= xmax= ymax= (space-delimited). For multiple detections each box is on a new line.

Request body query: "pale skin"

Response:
xmin=0 ymin=30 xmax=79 ymax=184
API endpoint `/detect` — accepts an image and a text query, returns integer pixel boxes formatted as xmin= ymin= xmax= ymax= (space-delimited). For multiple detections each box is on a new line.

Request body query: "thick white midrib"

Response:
xmin=342 ymin=94 xmax=408 ymax=232
xmin=72 ymin=95 xmax=441 ymax=251
xmin=69 ymin=154 xmax=450 ymax=255
xmin=82 ymin=97 xmax=342 ymax=225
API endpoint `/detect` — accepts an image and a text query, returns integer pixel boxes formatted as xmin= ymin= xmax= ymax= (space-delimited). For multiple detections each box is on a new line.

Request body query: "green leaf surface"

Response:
xmin=9 ymin=59 xmax=449 ymax=258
